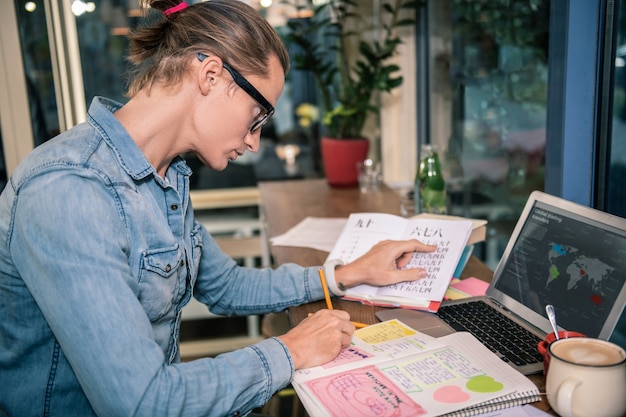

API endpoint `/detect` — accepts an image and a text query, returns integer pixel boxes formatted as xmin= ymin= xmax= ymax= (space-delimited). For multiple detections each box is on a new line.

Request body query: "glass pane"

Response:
xmin=427 ymin=0 xmax=549 ymax=268
xmin=74 ymin=0 xmax=135 ymax=104
xmin=71 ymin=0 xmax=322 ymax=189
xmin=13 ymin=0 xmax=323 ymax=189
xmin=608 ymin=2 xmax=626 ymax=217
xmin=14 ymin=0 xmax=60 ymax=145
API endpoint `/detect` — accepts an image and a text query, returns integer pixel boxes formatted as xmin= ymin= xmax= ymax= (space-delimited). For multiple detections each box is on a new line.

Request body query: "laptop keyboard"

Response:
xmin=437 ymin=301 xmax=544 ymax=367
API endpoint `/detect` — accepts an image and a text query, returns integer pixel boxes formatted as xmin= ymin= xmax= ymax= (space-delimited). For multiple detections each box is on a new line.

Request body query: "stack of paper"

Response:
xmin=269 ymin=217 xmax=347 ymax=252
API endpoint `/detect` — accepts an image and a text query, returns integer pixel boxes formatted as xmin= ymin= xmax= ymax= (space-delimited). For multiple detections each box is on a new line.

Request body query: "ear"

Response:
xmin=196 ymin=55 xmax=225 ymax=95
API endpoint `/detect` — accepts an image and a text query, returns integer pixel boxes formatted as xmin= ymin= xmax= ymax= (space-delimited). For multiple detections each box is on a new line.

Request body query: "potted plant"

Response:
xmin=283 ymin=0 xmax=418 ymax=186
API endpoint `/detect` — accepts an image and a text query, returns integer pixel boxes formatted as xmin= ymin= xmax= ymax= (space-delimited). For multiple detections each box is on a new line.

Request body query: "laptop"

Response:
xmin=377 ymin=190 xmax=626 ymax=375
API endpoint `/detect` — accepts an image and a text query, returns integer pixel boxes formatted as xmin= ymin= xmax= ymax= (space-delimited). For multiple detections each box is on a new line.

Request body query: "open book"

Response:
xmin=411 ymin=212 xmax=487 ymax=246
xmin=327 ymin=213 xmax=475 ymax=311
xmin=292 ymin=319 xmax=541 ymax=417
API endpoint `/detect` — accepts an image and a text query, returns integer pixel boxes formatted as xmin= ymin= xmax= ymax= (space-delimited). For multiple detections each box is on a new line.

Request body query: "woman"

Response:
xmin=0 ymin=1 xmax=434 ymax=416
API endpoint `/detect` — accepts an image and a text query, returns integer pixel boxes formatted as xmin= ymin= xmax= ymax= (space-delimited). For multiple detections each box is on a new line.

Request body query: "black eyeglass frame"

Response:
xmin=197 ymin=53 xmax=275 ymax=132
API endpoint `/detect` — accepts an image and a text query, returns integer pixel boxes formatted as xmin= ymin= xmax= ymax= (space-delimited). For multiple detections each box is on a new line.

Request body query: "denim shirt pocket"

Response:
xmin=138 ymin=244 xmax=184 ymax=322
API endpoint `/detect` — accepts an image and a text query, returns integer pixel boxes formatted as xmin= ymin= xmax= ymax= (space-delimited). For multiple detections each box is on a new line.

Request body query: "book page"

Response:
xmin=376 ymin=218 xmax=473 ymax=302
xmin=269 ymin=217 xmax=347 ymax=252
xmin=293 ymin=326 xmax=540 ymax=417
xmin=327 ymin=214 xmax=473 ymax=304
xmin=326 ymin=213 xmax=409 ymax=298
xmin=326 ymin=213 xmax=409 ymax=262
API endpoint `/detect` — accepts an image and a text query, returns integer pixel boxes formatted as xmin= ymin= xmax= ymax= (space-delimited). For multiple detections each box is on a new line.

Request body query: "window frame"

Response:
xmin=545 ymin=0 xmax=603 ymax=206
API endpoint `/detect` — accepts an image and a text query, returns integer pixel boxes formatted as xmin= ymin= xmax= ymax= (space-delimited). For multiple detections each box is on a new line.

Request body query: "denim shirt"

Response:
xmin=0 ymin=97 xmax=324 ymax=417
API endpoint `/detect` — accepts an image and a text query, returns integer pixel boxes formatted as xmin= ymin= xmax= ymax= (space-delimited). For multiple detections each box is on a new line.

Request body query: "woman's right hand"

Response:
xmin=277 ymin=309 xmax=355 ymax=369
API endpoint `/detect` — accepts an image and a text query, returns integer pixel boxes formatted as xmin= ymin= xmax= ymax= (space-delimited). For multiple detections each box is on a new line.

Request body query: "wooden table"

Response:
xmin=258 ymin=178 xmax=553 ymax=415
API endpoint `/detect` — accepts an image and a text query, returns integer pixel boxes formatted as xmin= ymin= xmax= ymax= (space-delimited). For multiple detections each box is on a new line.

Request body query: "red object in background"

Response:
xmin=321 ymin=137 xmax=369 ymax=187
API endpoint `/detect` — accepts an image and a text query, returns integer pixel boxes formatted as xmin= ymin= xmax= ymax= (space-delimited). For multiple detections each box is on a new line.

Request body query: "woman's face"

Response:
xmin=192 ymin=55 xmax=284 ymax=171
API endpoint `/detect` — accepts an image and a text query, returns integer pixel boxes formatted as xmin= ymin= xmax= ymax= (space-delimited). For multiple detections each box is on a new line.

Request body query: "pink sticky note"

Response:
xmin=449 ymin=277 xmax=489 ymax=297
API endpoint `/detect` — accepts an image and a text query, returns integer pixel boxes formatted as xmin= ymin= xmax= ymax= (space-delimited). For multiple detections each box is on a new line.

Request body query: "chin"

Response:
xmin=212 ymin=161 xmax=229 ymax=171
xmin=195 ymin=154 xmax=227 ymax=171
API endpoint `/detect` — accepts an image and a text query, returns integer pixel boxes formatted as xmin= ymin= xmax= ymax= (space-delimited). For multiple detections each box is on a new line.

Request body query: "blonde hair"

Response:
xmin=125 ymin=0 xmax=290 ymax=97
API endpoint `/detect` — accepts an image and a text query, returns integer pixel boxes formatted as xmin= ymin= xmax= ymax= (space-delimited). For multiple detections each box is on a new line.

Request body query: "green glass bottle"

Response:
xmin=415 ymin=144 xmax=447 ymax=214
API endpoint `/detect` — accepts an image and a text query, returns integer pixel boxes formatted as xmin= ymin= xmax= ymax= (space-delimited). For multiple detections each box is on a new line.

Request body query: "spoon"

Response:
xmin=546 ymin=304 xmax=560 ymax=340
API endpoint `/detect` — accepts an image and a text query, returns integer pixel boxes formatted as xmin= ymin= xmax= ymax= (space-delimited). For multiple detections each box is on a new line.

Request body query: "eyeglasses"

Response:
xmin=197 ymin=53 xmax=275 ymax=133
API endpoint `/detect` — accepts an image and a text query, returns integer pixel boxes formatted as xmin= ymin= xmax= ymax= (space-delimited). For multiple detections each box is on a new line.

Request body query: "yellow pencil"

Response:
xmin=318 ymin=267 xmax=334 ymax=310
xmin=308 ymin=313 xmax=369 ymax=329
xmin=317 ymin=268 xmax=368 ymax=328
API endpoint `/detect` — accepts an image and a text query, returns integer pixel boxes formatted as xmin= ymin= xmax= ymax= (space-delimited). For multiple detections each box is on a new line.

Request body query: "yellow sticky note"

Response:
xmin=355 ymin=319 xmax=416 ymax=344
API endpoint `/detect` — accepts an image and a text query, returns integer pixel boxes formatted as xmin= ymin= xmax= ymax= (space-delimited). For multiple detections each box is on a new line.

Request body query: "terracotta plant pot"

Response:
xmin=320 ymin=137 xmax=370 ymax=187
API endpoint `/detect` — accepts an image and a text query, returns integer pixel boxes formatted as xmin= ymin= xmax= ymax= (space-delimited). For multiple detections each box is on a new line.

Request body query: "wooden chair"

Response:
xmin=180 ymin=188 xmax=270 ymax=359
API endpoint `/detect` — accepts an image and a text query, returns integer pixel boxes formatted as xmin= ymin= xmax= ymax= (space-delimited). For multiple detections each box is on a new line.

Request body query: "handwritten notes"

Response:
xmin=307 ymin=365 xmax=429 ymax=417
xmin=292 ymin=320 xmax=541 ymax=417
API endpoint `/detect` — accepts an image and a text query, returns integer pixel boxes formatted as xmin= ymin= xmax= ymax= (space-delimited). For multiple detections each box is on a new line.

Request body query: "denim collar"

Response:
xmin=86 ymin=96 xmax=192 ymax=182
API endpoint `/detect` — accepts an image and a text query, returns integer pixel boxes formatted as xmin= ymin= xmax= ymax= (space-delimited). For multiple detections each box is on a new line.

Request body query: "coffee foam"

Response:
xmin=552 ymin=339 xmax=625 ymax=366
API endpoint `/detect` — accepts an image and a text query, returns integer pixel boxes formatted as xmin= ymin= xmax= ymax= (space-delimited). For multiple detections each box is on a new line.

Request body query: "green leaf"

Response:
xmin=282 ymin=0 xmax=410 ymax=138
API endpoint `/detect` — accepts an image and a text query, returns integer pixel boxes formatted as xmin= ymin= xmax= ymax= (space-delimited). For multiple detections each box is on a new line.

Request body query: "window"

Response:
xmin=15 ymin=0 xmax=60 ymax=145
xmin=6 ymin=0 xmax=327 ymax=188
xmin=419 ymin=0 xmax=549 ymax=267
xmin=3 ymin=0 xmax=624 ymax=223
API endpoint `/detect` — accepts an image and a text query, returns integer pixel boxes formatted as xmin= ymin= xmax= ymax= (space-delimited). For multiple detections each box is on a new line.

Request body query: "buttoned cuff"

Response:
xmin=323 ymin=259 xmax=346 ymax=296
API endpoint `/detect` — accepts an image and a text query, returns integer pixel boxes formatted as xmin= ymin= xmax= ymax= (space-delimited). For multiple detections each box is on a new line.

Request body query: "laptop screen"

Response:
xmin=492 ymin=193 xmax=626 ymax=341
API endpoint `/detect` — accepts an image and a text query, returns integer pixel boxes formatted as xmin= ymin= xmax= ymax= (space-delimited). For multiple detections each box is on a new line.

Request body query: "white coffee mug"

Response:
xmin=546 ymin=337 xmax=626 ymax=417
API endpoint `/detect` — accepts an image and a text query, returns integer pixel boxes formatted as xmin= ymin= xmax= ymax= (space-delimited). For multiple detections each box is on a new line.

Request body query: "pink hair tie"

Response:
xmin=163 ymin=2 xmax=188 ymax=16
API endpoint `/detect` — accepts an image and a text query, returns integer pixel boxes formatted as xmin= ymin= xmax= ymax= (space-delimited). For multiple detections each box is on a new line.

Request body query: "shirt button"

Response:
xmin=180 ymin=259 xmax=185 ymax=267
xmin=165 ymin=264 xmax=171 ymax=272
xmin=170 ymin=204 xmax=178 ymax=211
xmin=232 ymin=413 xmax=240 ymax=417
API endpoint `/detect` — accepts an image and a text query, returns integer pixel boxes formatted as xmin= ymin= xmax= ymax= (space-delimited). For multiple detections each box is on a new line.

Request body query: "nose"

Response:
xmin=244 ymin=130 xmax=261 ymax=153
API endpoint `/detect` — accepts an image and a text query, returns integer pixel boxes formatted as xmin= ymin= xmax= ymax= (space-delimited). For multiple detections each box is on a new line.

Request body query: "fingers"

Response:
xmin=396 ymin=251 xmax=415 ymax=269
xmin=387 ymin=239 xmax=434 ymax=274
xmin=340 ymin=329 xmax=353 ymax=349
xmin=385 ymin=238 xmax=437 ymax=253
xmin=386 ymin=267 xmax=429 ymax=284
xmin=308 ymin=308 xmax=349 ymax=321
xmin=278 ymin=309 xmax=355 ymax=370
xmin=335 ymin=239 xmax=435 ymax=288
xmin=366 ymin=239 xmax=437 ymax=267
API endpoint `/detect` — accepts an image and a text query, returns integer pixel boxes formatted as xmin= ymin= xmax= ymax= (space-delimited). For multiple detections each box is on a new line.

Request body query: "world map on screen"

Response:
xmin=546 ymin=243 xmax=616 ymax=302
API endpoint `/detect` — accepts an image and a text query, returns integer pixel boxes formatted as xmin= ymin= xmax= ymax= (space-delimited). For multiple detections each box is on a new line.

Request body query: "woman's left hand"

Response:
xmin=334 ymin=239 xmax=437 ymax=288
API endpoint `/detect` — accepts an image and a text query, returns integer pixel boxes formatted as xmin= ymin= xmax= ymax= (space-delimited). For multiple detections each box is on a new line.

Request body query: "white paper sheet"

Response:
xmin=269 ymin=217 xmax=347 ymax=252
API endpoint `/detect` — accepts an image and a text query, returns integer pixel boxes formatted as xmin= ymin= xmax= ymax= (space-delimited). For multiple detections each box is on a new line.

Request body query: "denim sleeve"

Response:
xmin=7 ymin=171 xmax=318 ymax=416
xmin=192 ymin=225 xmax=324 ymax=316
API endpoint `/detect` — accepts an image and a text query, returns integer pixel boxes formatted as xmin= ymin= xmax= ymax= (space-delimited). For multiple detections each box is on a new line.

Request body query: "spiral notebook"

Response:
xmin=292 ymin=319 xmax=540 ymax=417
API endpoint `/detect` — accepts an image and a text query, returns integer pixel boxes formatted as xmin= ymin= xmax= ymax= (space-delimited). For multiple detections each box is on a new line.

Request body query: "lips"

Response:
xmin=229 ymin=150 xmax=243 ymax=161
